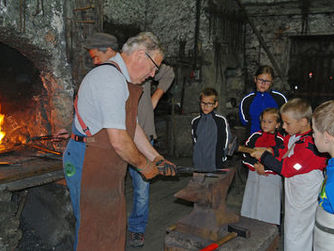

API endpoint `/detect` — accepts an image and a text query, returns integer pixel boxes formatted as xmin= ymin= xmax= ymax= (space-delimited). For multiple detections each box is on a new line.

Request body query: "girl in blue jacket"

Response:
xmin=239 ymin=65 xmax=287 ymax=134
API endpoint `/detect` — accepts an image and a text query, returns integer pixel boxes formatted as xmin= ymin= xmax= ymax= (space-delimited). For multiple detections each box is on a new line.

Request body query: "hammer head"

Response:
xmin=226 ymin=136 xmax=238 ymax=156
xmin=228 ymin=224 xmax=250 ymax=238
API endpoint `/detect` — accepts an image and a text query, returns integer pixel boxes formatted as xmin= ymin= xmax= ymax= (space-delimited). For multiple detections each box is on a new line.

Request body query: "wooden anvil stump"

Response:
xmin=174 ymin=168 xmax=239 ymax=241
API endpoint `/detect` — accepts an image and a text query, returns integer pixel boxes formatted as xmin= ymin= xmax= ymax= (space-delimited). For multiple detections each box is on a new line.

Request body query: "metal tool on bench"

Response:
xmin=0 ymin=161 xmax=21 ymax=166
xmin=200 ymin=224 xmax=250 ymax=251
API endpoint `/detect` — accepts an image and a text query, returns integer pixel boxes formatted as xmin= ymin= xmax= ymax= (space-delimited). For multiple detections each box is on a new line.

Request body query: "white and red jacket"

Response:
xmin=260 ymin=130 xmax=327 ymax=177
xmin=242 ymin=131 xmax=284 ymax=175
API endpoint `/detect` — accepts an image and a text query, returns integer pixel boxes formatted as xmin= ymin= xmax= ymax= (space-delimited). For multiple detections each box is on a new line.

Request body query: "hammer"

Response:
xmin=226 ymin=137 xmax=256 ymax=156
xmin=200 ymin=224 xmax=250 ymax=251
xmin=218 ymin=136 xmax=255 ymax=157
xmin=226 ymin=136 xmax=238 ymax=156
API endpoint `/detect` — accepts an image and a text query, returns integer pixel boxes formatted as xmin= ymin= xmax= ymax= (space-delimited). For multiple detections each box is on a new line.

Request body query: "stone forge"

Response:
xmin=0 ymin=16 xmax=73 ymax=250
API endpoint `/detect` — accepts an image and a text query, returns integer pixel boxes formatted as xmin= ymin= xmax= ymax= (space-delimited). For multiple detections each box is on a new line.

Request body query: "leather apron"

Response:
xmin=77 ymin=82 xmax=142 ymax=251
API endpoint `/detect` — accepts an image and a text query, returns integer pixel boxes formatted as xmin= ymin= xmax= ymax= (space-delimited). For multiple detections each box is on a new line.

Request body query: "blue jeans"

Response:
xmin=128 ymin=167 xmax=150 ymax=233
xmin=63 ymin=126 xmax=86 ymax=251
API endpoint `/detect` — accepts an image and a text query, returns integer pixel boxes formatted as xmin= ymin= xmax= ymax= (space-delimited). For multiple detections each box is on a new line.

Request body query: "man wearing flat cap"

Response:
xmin=84 ymin=32 xmax=119 ymax=65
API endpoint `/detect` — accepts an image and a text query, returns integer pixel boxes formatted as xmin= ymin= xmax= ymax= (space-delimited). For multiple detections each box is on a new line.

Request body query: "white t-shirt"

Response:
xmin=75 ymin=53 xmax=130 ymax=135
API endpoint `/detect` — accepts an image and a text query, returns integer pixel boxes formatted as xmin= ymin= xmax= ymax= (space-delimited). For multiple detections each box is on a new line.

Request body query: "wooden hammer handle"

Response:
xmin=200 ymin=232 xmax=238 ymax=251
xmin=238 ymin=145 xmax=256 ymax=154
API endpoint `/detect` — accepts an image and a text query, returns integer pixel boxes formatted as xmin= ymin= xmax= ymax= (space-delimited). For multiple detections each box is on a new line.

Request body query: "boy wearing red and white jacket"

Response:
xmin=252 ymin=98 xmax=327 ymax=251
xmin=241 ymin=108 xmax=284 ymax=225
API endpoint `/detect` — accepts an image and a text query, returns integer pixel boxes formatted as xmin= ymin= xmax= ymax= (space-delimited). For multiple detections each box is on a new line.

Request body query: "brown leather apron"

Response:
xmin=77 ymin=82 xmax=142 ymax=251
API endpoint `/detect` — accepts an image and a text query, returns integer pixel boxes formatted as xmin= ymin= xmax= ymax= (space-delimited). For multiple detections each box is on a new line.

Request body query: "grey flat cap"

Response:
xmin=84 ymin=32 xmax=119 ymax=51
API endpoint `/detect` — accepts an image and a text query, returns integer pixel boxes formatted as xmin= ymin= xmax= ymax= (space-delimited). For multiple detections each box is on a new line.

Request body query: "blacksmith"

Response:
xmin=63 ymin=32 xmax=176 ymax=251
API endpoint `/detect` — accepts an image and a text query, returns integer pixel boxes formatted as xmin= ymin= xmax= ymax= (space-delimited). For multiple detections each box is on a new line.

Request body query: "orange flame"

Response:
xmin=0 ymin=105 xmax=5 ymax=145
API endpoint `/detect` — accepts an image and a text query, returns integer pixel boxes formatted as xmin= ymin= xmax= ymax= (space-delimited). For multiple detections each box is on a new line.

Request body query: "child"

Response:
xmin=251 ymin=98 xmax=327 ymax=251
xmin=312 ymin=100 xmax=334 ymax=250
xmin=241 ymin=108 xmax=284 ymax=225
xmin=239 ymin=65 xmax=287 ymax=134
xmin=191 ymin=87 xmax=231 ymax=172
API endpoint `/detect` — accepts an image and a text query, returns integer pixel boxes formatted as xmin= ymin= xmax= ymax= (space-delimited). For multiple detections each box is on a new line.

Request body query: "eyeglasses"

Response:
xmin=200 ymin=101 xmax=216 ymax=107
xmin=145 ymin=52 xmax=159 ymax=71
xmin=257 ymin=78 xmax=272 ymax=84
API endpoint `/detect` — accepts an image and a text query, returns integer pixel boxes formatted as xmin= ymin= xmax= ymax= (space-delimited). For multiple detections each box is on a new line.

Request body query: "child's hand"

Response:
xmin=250 ymin=147 xmax=270 ymax=160
xmin=254 ymin=162 xmax=267 ymax=176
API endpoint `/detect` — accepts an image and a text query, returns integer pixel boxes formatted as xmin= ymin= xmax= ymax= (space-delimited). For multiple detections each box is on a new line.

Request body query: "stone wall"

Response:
xmin=103 ymin=0 xmax=243 ymax=112
xmin=103 ymin=0 xmax=245 ymax=156
xmin=242 ymin=1 xmax=334 ymax=94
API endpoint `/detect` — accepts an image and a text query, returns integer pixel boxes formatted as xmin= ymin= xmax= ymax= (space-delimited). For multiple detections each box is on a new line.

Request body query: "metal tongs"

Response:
xmin=29 ymin=132 xmax=69 ymax=142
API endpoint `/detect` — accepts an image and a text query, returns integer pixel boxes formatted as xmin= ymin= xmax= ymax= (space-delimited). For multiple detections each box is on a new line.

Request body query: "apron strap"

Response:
xmin=74 ymin=95 xmax=92 ymax=137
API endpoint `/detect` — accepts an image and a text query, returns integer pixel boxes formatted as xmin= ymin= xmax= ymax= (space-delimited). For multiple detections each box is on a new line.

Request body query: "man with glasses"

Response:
xmin=63 ymin=32 xmax=176 ymax=251
xmin=239 ymin=65 xmax=287 ymax=134
xmin=83 ymin=31 xmax=175 ymax=248
xmin=191 ymin=87 xmax=232 ymax=172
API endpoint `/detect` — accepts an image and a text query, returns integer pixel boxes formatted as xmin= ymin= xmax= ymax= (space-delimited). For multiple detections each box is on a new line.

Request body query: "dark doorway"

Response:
xmin=288 ymin=35 xmax=334 ymax=108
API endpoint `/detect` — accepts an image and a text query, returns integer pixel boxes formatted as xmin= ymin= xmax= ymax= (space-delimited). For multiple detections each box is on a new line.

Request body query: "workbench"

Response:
xmin=0 ymin=150 xmax=64 ymax=192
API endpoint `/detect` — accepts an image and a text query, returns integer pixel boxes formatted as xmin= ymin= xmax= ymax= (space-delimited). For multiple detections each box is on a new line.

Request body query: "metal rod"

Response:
xmin=30 ymin=132 xmax=69 ymax=141
xmin=193 ymin=0 xmax=201 ymax=67
xmin=73 ymin=5 xmax=95 ymax=12
xmin=29 ymin=145 xmax=62 ymax=155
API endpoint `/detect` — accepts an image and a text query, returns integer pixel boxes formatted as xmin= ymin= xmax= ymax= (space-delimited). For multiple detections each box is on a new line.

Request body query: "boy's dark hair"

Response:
xmin=255 ymin=65 xmax=275 ymax=79
xmin=200 ymin=88 xmax=218 ymax=101
xmin=313 ymin=100 xmax=334 ymax=136
xmin=280 ymin=98 xmax=312 ymax=122
xmin=260 ymin=108 xmax=281 ymax=123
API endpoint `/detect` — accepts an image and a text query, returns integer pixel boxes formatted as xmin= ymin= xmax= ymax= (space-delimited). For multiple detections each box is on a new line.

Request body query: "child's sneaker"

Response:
xmin=128 ymin=231 xmax=144 ymax=248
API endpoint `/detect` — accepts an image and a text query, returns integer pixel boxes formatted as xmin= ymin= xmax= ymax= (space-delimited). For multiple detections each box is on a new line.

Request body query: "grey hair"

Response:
xmin=122 ymin=32 xmax=164 ymax=57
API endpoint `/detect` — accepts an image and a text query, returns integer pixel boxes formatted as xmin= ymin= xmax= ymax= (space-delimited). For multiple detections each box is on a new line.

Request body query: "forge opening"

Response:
xmin=0 ymin=42 xmax=51 ymax=151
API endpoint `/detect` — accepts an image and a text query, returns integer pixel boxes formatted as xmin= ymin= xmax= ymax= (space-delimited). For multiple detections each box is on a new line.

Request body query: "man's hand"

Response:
xmin=154 ymin=156 xmax=176 ymax=176
xmin=138 ymin=159 xmax=159 ymax=180
xmin=254 ymin=162 xmax=267 ymax=176
xmin=250 ymin=147 xmax=271 ymax=160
